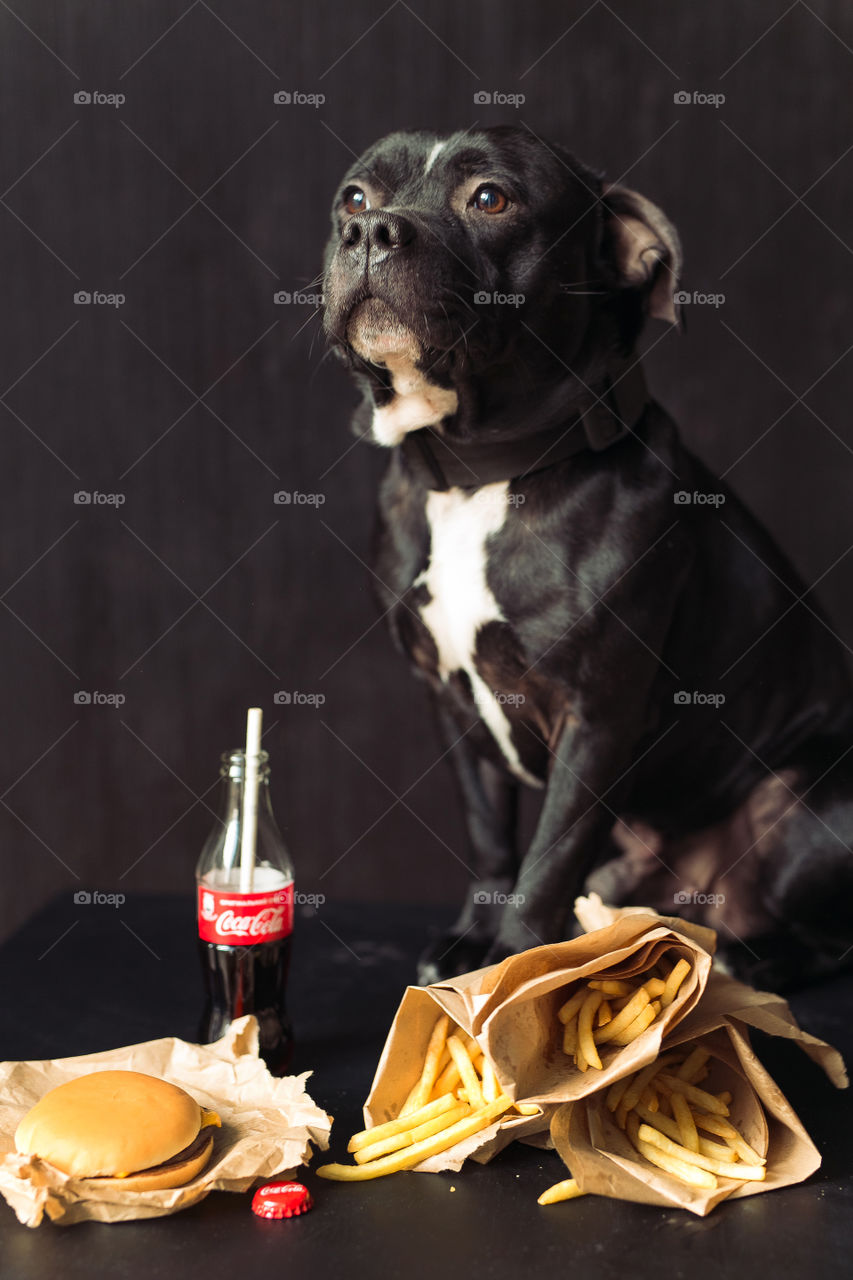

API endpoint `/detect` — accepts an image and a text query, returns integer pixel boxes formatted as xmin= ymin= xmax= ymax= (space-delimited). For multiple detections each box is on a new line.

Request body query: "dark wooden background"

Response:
xmin=1 ymin=0 xmax=852 ymax=945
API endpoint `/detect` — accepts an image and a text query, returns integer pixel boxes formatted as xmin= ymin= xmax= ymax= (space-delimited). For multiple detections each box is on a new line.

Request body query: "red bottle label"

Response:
xmin=197 ymin=882 xmax=294 ymax=944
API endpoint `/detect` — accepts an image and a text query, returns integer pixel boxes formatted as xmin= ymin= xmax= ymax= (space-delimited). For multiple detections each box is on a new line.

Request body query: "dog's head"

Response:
xmin=322 ymin=126 xmax=681 ymax=446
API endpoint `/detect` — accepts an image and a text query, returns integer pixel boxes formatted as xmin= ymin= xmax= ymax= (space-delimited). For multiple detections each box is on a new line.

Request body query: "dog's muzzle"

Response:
xmin=327 ymin=209 xmax=430 ymax=359
xmin=346 ymin=297 xmax=421 ymax=365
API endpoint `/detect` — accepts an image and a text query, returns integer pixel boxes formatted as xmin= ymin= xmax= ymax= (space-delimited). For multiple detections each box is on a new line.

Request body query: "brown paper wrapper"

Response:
xmin=574 ymin=894 xmax=846 ymax=1087
xmin=0 ymin=1016 xmax=331 ymax=1227
xmin=478 ymin=915 xmax=713 ymax=1103
xmin=542 ymin=901 xmax=847 ymax=1214
xmin=363 ymin=907 xmax=715 ymax=1170
xmin=550 ymin=1004 xmax=844 ymax=1216
xmin=363 ymin=985 xmax=552 ymax=1172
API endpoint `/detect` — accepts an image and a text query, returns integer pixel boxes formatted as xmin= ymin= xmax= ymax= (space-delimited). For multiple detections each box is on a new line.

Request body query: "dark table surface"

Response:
xmin=0 ymin=895 xmax=851 ymax=1280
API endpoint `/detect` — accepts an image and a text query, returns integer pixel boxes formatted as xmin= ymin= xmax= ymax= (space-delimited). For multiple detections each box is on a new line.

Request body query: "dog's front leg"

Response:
xmin=486 ymin=717 xmax=640 ymax=960
xmin=417 ymin=699 xmax=520 ymax=984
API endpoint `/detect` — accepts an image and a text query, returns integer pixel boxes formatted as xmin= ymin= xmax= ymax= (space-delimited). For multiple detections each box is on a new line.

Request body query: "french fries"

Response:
xmin=638 ymin=1124 xmax=766 ymax=1181
xmin=660 ymin=959 xmax=691 ymax=1008
xmin=670 ymin=1091 xmax=700 ymax=1152
xmin=677 ymin=1045 xmax=710 ymax=1083
xmin=541 ymin=1039 xmax=768 ymax=1207
xmin=538 ymin=1178 xmax=585 ymax=1205
xmin=447 ymin=1033 xmax=485 ymax=1108
xmin=318 ymin=1011 xmax=534 ymax=1182
xmin=347 ymin=1093 xmax=457 ymax=1153
xmin=612 ymin=1042 xmax=766 ymax=1192
xmin=556 ymin=956 xmax=692 ymax=1071
xmin=635 ymin=1134 xmax=717 ymax=1189
xmin=655 ymin=1073 xmax=729 ymax=1116
xmin=399 ymin=1014 xmax=451 ymax=1115
xmin=352 ymin=1103 xmax=471 ymax=1164
xmin=691 ymin=1112 xmax=764 ymax=1165
xmin=317 ymin=1095 xmax=516 ymax=1181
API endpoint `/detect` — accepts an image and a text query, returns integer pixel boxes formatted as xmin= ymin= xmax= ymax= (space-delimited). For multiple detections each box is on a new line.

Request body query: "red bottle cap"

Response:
xmin=251 ymin=1181 xmax=314 ymax=1219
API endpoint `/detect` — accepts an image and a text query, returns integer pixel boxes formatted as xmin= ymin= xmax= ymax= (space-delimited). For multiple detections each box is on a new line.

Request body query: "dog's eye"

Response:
xmin=471 ymin=184 xmax=509 ymax=214
xmin=342 ymin=187 xmax=369 ymax=216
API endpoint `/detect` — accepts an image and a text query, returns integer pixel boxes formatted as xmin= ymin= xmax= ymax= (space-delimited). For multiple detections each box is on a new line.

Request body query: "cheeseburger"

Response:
xmin=14 ymin=1070 xmax=221 ymax=1190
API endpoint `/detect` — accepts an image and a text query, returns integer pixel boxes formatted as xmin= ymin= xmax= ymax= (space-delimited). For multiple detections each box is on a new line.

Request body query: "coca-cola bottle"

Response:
xmin=196 ymin=747 xmax=294 ymax=1073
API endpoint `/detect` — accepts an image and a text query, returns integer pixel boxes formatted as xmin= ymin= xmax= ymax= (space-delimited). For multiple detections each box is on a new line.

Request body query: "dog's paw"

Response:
xmin=416 ymin=931 xmax=492 ymax=985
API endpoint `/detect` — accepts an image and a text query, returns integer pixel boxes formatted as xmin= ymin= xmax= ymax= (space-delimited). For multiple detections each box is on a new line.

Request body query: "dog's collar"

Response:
xmin=400 ymin=357 xmax=648 ymax=490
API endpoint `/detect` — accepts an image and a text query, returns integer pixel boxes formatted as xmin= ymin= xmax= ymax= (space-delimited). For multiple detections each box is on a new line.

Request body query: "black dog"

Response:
xmin=322 ymin=125 xmax=853 ymax=991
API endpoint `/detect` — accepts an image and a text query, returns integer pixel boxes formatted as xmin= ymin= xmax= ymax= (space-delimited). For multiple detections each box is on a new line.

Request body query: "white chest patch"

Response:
xmin=415 ymin=483 xmax=543 ymax=788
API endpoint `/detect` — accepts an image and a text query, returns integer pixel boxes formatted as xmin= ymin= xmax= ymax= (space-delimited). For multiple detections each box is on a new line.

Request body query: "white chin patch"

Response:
xmin=348 ymin=297 xmax=420 ymax=365
xmin=347 ymin=298 xmax=458 ymax=447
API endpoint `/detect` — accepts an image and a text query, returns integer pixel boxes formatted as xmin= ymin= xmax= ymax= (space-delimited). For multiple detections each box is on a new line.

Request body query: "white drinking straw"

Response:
xmin=239 ymin=707 xmax=263 ymax=893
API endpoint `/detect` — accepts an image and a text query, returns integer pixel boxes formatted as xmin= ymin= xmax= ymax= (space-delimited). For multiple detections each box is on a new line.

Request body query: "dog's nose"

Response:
xmin=340 ymin=210 xmax=416 ymax=261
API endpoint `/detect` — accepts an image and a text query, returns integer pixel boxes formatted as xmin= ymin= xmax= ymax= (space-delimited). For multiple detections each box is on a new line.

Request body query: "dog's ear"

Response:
xmin=600 ymin=184 xmax=682 ymax=324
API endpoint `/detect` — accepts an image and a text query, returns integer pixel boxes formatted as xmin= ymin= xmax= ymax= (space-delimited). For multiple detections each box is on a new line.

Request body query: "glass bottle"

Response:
xmin=196 ymin=749 xmax=294 ymax=1073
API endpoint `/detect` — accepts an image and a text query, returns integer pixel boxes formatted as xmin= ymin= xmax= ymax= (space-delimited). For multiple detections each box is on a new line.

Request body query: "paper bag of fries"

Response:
xmin=355 ymin=987 xmax=551 ymax=1175
xmin=474 ymin=912 xmax=716 ymax=1102
xmin=317 ymin=893 xmax=845 ymax=1199
xmin=372 ymin=908 xmax=715 ymax=1106
xmin=316 ymin=907 xmax=717 ymax=1180
xmin=545 ymin=975 xmax=847 ymax=1216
